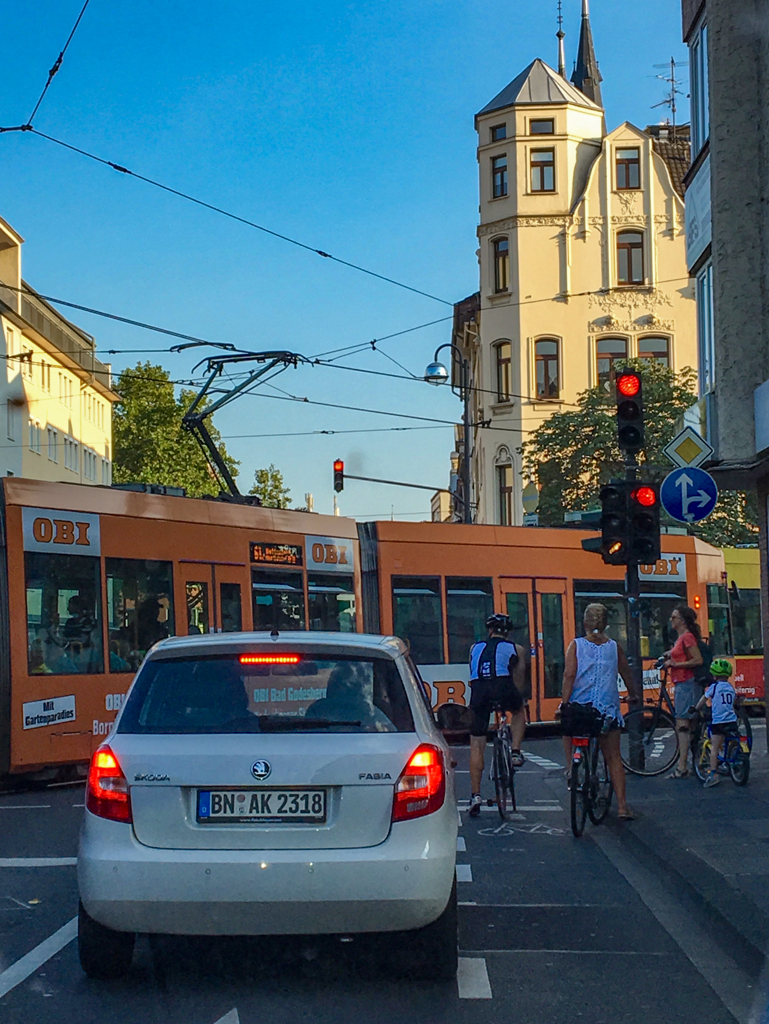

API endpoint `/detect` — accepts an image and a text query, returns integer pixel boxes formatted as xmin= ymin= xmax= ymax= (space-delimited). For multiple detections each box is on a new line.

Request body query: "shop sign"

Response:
xmin=22 ymin=507 xmax=100 ymax=556
xmin=638 ymin=553 xmax=687 ymax=582
xmin=23 ymin=694 xmax=76 ymax=730
xmin=305 ymin=536 xmax=354 ymax=574
xmin=250 ymin=542 xmax=303 ymax=567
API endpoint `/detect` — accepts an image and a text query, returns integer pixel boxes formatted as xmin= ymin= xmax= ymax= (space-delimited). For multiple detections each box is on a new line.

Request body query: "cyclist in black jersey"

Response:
xmin=467 ymin=613 xmax=526 ymax=817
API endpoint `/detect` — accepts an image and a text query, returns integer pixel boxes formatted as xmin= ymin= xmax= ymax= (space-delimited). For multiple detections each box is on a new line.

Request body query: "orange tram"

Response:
xmin=0 ymin=478 xmax=758 ymax=781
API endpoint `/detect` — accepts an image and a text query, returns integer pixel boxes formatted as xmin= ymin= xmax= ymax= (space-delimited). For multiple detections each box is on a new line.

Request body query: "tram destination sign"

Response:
xmin=250 ymin=542 xmax=303 ymax=567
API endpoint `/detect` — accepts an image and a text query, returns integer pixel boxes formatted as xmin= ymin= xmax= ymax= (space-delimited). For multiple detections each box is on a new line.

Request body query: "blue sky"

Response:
xmin=2 ymin=1 xmax=688 ymax=518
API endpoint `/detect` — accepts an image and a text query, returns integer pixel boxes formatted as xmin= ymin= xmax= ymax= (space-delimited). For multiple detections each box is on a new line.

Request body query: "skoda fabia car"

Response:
xmin=77 ymin=632 xmax=457 ymax=979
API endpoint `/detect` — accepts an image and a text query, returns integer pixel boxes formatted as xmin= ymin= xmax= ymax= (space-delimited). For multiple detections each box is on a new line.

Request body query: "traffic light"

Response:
xmin=616 ymin=371 xmax=644 ymax=454
xmin=627 ymin=483 xmax=661 ymax=564
xmin=600 ymin=481 xmax=630 ymax=566
xmin=333 ymin=459 xmax=344 ymax=493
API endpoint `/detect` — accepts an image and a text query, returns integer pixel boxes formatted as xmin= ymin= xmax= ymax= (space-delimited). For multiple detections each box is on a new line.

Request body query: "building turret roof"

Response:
xmin=477 ymin=57 xmax=602 ymax=117
xmin=571 ymin=0 xmax=603 ymax=107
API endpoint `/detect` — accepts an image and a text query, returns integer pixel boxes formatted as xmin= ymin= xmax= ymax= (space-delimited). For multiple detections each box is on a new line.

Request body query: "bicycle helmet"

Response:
xmin=486 ymin=613 xmax=513 ymax=634
xmin=709 ymin=657 xmax=733 ymax=679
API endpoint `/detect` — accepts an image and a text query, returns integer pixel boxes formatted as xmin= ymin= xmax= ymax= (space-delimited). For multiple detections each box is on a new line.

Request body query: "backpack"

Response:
xmin=694 ymin=638 xmax=713 ymax=686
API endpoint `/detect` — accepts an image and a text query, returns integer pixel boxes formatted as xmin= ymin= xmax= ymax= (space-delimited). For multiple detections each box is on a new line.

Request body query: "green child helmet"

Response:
xmin=710 ymin=657 xmax=733 ymax=679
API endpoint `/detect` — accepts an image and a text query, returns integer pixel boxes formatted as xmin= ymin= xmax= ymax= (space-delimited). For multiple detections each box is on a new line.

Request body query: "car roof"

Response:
xmin=145 ymin=631 xmax=407 ymax=661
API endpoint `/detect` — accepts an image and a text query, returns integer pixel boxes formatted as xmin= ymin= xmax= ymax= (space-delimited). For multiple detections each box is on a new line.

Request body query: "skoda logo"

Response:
xmin=251 ymin=760 xmax=271 ymax=781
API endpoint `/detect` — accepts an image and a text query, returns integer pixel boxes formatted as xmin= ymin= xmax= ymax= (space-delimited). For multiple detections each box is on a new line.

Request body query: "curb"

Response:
xmin=612 ymin=811 xmax=769 ymax=977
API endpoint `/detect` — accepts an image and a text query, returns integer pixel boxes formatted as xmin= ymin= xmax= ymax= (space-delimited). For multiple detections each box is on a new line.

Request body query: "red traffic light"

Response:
xmin=617 ymin=373 xmax=641 ymax=397
xmin=333 ymin=459 xmax=344 ymax=493
xmin=632 ymin=486 xmax=657 ymax=508
xmin=333 ymin=460 xmax=344 ymax=473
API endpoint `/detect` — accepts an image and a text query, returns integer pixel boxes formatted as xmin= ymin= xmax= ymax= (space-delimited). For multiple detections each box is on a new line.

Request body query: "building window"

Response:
xmin=28 ymin=419 xmax=41 ymax=454
xmin=492 ymin=155 xmax=508 ymax=198
xmin=497 ymin=463 xmax=514 ymax=526
xmin=491 ymin=124 xmax=506 ymax=142
xmin=102 ymin=458 xmax=111 ymax=485
xmin=83 ymin=448 xmax=98 ymax=481
xmin=535 ymin=338 xmax=560 ymax=399
xmin=493 ymin=238 xmax=510 ymax=293
xmin=616 ymin=147 xmax=640 ymax=190
xmin=530 ymin=149 xmax=555 ymax=192
xmin=697 ymin=261 xmax=715 ymax=394
xmin=64 ymin=436 xmax=79 ymax=473
xmin=7 ymin=403 xmax=16 ymax=442
xmin=617 ymin=231 xmax=644 ymax=284
xmin=690 ymin=18 xmax=709 ymax=155
xmin=596 ymin=338 xmax=628 ymax=390
xmin=530 ymin=118 xmax=554 ymax=135
xmin=5 ymin=327 xmax=15 ymax=358
xmin=638 ymin=336 xmax=670 ymax=366
xmin=495 ymin=341 xmax=512 ymax=402
xmin=22 ymin=349 xmax=33 ymax=380
xmin=47 ymin=426 xmax=58 ymax=462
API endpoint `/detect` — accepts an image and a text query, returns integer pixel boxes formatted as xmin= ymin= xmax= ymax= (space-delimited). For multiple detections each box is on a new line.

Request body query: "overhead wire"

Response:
xmin=26 ymin=0 xmax=92 ymax=125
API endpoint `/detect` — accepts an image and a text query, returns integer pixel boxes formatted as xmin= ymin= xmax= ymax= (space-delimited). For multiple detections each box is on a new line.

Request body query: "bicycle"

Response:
xmin=569 ymin=731 xmax=613 ymax=838
xmin=488 ymin=702 xmax=517 ymax=819
xmin=619 ymin=662 xmax=679 ymax=776
xmin=692 ymin=706 xmax=752 ymax=786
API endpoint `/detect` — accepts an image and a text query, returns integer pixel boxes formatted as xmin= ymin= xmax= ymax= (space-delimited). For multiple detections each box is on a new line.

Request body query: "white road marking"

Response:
xmin=72 ymin=803 xmax=85 ymax=808
xmin=455 ymin=864 xmax=473 ymax=882
xmin=457 ymin=957 xmax=492 ymax=999
xmin=213 ymin=1011 xmax=240 ymax=1024
xmin=456 ymin=803 xmax=561 ymax=813
xmin=458 ymin=901 xmax=477 ymax=906
xmin=522 ymin=751 xmax=563 ymax=770
xmin=456 ymin=837 xmax=466 ymax=852
xmin=0 ymin=805 xmax=51 ymax=811
xmin=0 ymin=916 xmax=77 ymax=999
xmin=0 ymin=858 xmax=76 ymax=867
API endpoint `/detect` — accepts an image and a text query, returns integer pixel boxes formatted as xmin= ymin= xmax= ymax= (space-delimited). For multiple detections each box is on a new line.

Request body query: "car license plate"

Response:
xmin=197 ymin=788 xmax=326 ymax=824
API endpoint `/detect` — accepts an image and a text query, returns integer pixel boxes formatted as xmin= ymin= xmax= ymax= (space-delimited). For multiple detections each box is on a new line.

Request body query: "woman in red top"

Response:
xmin=663 ymin=605 xmax=704 ymax=778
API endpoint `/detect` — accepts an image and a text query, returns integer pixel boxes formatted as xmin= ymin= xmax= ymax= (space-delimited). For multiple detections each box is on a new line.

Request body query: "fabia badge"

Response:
xmin=251 ymin=759 xmax=271 ymax=781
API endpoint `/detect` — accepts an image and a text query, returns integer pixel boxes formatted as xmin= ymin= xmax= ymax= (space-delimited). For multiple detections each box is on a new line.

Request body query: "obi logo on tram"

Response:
xmin=22 ymin=507 xmax=101 ymax=555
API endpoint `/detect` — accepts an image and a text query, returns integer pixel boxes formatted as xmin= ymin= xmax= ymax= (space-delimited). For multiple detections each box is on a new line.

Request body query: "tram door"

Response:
xmin=499 ymin=578 xmax=569 ymax=724
xmin=177 ymin=561 xmax=248 ymax=635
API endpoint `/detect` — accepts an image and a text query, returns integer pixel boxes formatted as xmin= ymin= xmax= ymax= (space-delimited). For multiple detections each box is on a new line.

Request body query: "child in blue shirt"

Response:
xmin=695 ymin=658 xmax=738 ymax=788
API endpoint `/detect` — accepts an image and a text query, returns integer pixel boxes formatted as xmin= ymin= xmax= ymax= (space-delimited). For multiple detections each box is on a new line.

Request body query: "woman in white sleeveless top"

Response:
xmin=560 ymin=603 xmax=635 ymax=820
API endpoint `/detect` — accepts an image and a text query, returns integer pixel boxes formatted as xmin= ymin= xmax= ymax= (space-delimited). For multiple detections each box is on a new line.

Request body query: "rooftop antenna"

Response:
xmin=557 ymin=1 xmax=566 ymax=78
xmin=652 ymin=56 xmax=688 ymax=129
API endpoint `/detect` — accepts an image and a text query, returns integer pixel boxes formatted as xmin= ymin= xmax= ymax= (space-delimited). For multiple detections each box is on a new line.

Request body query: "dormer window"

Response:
xmin=530 ymin=118 xmax=554 ymax=135
xmin=491 ymin=124 xmax=506 ymax=142
xmin=616 ymin=148 xmax=641 ymax=190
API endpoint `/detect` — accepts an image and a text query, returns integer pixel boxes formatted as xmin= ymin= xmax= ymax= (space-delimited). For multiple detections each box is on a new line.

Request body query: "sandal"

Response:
xmin=668 ymin=766 xmax=689 ymax=779
xmin=618 ymin=807 xmax=637 ymax=821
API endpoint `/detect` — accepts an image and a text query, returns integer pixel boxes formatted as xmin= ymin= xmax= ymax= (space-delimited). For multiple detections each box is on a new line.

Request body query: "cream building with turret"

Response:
xmin=451 ymin=4 xmax=697 ymax=527
xmin=0 ymin=215 xmax=118 ymax=484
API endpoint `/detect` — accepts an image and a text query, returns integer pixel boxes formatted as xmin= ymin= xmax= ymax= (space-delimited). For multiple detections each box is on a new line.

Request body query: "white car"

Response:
xmin=77 ymin=632 xmax=457 ymax=980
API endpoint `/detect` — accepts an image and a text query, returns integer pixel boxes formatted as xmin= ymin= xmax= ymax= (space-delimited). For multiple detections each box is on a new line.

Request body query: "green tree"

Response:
xmin=520 ymin=359 xmax=758 ymax=547
xmin=249 ymin=464 xmax=292 ymax=508
xmin=113 ymin=362 xmax=239 ymax=497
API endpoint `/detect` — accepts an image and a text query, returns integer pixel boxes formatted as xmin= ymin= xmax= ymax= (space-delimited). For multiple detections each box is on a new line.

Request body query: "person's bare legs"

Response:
xmin=710 ymin=733 xmax=723 ymax=773
xmin=599 ymin=730 xmax=629 ymax=815
xmin=510 ymin=709 xmax=526 ymax=753
xmin=675 ymin=718 xmax=691 ymax=772
xmin=469 ymin=735 xmax=487 ymax=796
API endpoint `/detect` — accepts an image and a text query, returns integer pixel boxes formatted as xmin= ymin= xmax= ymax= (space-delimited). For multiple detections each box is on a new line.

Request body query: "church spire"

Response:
xmin=556 ymin=1 xmax=566 ymax=78
xmin=571 ymin=0 xmax=603 ymax=107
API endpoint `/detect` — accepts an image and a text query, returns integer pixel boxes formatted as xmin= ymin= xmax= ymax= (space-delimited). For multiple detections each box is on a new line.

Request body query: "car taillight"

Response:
xmin=86 ymin=746 xmax=132 ymax=823
xmin=392 ymin=744 xmax=446 ymax=822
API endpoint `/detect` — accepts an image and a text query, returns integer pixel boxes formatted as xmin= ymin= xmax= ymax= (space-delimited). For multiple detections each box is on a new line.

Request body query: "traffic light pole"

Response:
xmin=624 ymin=451 xmax=644 ymax=707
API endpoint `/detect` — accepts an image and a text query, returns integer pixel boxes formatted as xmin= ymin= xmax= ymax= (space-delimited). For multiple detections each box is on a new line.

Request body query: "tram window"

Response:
xmin=252 ymin=569 xmax=305 ymax=631
xmin=220 ymin=582 xmax=242 ymax=632
xmin=186 ymin=582 xmax=209 ymax=635
xmin=541 ymin=593 xmax=565 ymax=699
xmin=505 ymin=593 xmax=532 ymax=700
xmin=106 ymin=559 xmax=174 ymax=673
xmin=639 ymin=591 xmax=685 ymax=659
xmin=446 ymin=577 xmax=493 ymax=665
xmin=25 ymin=553 xmax=103 ymax=675
xmin=392 ymin=576 xmax=443 ymax=665
xmin=731 ymin=588 xmax=763 ymax=655
xmin=707 ymin=584 xmax=731 ymax=656
xmin=308 ymin=573 xmax=356 ymax=632
xmin=573 ymin=583 xmax=627 ymax=649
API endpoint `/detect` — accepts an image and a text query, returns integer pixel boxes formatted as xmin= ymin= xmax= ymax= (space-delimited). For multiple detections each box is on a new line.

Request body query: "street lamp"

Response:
xmin=424 ymin=343 xmax=473 ymax=524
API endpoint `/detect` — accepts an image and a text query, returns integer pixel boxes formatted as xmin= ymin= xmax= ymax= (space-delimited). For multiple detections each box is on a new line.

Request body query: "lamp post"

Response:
xmin=424 ymin=344 xmax=473 ymax=524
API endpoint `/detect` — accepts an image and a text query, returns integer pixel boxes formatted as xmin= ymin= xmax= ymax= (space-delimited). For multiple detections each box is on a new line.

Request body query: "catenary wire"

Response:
xmin=26 ymin=0 xmax=92 ymax=125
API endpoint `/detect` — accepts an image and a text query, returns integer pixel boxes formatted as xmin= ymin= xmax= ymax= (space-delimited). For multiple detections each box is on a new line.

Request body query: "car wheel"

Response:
xmin=390 ymin=879 xmax=458 ymax=981
xmin=78 ymin=901 xmax=135 ymax=979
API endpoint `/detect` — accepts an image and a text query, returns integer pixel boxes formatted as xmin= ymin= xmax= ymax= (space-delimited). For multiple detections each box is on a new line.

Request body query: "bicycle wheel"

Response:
xmin=570 ymin=748 xmax=589 ymax=838
xmin=727 ymin=739 xmax=750 ymax=786
xmin=587 ymin=740 xmax=613 ymax=825
xmin=620 ymin=708 xmax=678 ymax=776
xmin=737 ymin=710 xmax=753 ymax=755
xmin=492 ymin=738 xmax=510 ymax=820
xmin=694 ymin=733 xmax=711 ymax=782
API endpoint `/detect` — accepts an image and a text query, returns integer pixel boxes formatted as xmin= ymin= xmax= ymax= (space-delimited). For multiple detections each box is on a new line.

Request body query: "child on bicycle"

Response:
xmin=694 ymin=658 xmax=739 ymax=788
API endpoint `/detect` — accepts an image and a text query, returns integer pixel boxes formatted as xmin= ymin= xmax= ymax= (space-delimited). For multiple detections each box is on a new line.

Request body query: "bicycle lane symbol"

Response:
xmin=478 ymin=822 xmax=566 ymax=837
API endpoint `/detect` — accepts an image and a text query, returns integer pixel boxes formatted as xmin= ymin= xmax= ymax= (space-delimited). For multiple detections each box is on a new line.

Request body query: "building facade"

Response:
xmin=0 ymin=216 xmax=117 ymax=484
xmin=453 ymin=8 xmax=697 ymax=526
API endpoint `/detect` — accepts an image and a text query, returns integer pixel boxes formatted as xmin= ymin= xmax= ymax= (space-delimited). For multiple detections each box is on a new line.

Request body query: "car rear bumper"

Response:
xmin=78 ymin=807 xmax=456 ymax=936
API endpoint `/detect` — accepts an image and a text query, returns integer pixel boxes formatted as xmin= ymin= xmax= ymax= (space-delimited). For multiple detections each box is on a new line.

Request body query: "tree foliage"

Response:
xmin=249 ymin=464 xmax=292 ymax=508
xmin=113 ymin=362 xmax=239 ymax=497
xmin=520 ymin=360 xmax=759 ymax=547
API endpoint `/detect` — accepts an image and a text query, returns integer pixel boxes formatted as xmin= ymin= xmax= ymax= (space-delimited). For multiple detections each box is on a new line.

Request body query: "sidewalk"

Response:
xmin=616 ymin=727 xmax=769 ymax=977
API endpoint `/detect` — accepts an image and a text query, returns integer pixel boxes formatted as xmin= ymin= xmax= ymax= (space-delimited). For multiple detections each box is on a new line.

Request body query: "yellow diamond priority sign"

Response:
xmin=663 ymin=427 xmax=714 ymax=470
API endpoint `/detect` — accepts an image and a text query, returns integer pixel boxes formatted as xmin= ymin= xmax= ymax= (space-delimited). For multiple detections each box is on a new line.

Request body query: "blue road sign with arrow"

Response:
xmin=660 ymin=466 xmax=719 ymax=523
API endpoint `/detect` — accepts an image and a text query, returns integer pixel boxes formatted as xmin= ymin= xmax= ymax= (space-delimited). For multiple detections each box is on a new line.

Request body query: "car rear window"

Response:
xmin=117 ymin=653 xmax=415 ymax=734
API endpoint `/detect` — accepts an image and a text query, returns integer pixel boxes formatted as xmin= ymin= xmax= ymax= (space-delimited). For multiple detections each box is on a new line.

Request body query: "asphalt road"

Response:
xmin=0 ymin=735 xmax=760 ymax=1024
